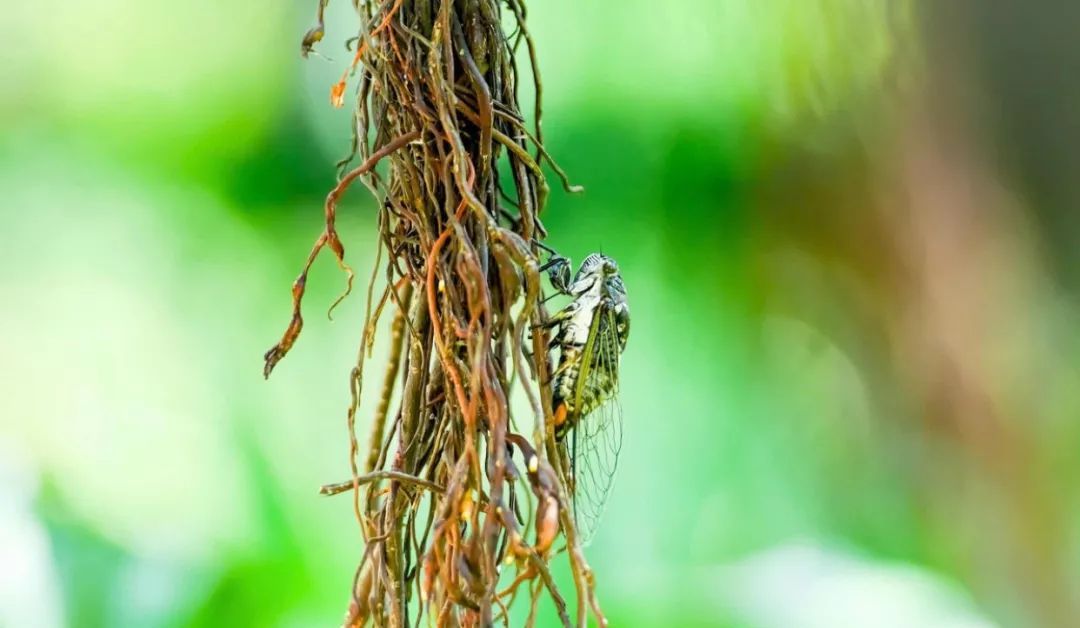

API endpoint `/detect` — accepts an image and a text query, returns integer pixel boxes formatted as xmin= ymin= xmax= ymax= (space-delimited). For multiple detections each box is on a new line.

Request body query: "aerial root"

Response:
xmin=266 ymin=1 xmax=608 ymax=625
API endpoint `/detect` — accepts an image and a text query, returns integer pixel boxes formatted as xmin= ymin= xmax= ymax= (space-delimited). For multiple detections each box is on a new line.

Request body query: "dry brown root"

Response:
xmin=263 ymin=1 xmax=605 ymax=626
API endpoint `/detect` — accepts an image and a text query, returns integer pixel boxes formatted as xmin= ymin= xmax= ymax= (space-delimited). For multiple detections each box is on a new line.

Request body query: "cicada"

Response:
xmin=540 ymin=252 xmax=629 ymax=545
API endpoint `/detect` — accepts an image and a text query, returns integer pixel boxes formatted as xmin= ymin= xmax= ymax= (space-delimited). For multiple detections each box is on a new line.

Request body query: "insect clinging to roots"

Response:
xmin=538 ymin=250 xmax=630 ymax=545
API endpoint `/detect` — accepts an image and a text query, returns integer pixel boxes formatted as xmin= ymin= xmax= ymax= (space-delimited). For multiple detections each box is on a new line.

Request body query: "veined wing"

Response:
xmin=567 ymin=303 xmax=624 ymax=547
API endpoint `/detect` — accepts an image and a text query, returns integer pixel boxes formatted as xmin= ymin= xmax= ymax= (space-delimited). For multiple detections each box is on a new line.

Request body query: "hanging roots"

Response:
xmin=266 ymin=1 xmax=603 ymax=626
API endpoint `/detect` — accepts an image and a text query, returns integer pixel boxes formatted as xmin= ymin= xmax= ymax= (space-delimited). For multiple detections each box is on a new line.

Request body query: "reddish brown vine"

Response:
xmin=264 ymin=2 xmax=604 ymax=626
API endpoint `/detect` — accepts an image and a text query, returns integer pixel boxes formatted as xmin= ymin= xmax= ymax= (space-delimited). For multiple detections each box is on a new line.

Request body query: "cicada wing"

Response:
xmin=567 ymin=304 xmax=624 ymax=547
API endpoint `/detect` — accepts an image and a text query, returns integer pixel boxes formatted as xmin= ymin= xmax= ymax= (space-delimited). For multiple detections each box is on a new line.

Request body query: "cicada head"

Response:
xmin=593 ymin=256 xmax=627 ymax=309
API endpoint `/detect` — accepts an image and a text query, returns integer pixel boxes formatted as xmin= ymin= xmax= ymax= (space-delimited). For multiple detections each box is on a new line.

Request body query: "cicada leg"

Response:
xmin=532 ymin=298 xmax=574 ymax=332
xmin=539 ymin=255 xmax=571 ymax=295
xmin=533 ymin=240 xmax=573 ymax=296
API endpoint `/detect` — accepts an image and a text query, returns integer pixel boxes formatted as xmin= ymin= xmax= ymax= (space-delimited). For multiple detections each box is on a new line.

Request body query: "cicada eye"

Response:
xmin=606 ymin=274 xmax=625 ymax=297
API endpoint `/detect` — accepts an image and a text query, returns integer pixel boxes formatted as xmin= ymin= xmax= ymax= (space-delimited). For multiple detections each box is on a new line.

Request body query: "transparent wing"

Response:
xmin=568 ymin=304 xmax=624 ymax=547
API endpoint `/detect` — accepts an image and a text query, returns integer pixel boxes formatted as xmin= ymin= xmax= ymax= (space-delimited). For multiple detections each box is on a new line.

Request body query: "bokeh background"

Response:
xmin=3 ymin=1 xmax=1079 ymax=626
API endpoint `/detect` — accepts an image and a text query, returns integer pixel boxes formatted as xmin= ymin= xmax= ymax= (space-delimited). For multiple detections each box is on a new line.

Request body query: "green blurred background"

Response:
xmin=3 ymin=1 xmax=1079 ymax=626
